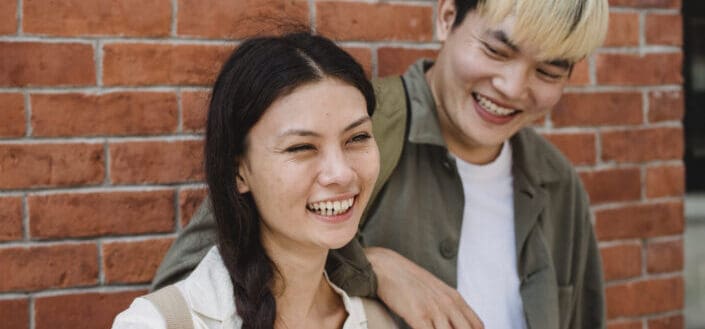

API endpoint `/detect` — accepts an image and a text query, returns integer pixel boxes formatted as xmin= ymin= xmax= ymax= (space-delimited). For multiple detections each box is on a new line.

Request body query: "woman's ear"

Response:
xmin=436 ymin=0 xmax=457 ymax=42
xmin=236 ymin=163 xmax=250 ymax=194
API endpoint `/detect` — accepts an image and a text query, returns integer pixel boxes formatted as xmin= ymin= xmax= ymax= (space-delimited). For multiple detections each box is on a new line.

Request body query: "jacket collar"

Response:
xmin=402 ymin=59 xmax=447 ymax=147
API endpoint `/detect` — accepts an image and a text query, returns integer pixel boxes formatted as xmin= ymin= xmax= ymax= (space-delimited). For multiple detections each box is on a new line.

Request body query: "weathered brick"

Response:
xmin=32 ymin=92 xmax=178 ymax=137
xmin=0 ymin=42 xmax=95 ymax=87
xmin=182 ymin=90 xmax=210 ymax=132
xmin=567 ymin=60 xmax=590 ymax=86
xmin=316 ymin=2 xmax=433 ymax=41
xmin=29 ymin=191 xmax=175 ymax=239
xmin=600 ymin=243 xmax=642 ymax=281
xmin=607 ymin=320 xmax=641 ymax=329
xmin=542 ymin=133 xmax=597 ymax=165
xmin=649 ymin=90 xmax=684 ymax=122
xmin=606 ymin=277 xmax=683 ymax=318
xmin=0 ymin=197 xmax=23 ymax=241
xmin=378 ymin=47 xmax=438 ymax=77
xmin=608 ymin=0 xmax=680 ymax=8
xmin=646 ymin=165 xmax=685 ymax=198
xmin=646 ymin=14 xmax=683 ymax=46
xmin=0 ymin=243 xmax=98 ymax=292
xmin=344 ymin=47 xmax=373 ymax=78
xmin=648 ymin=314 xmax=684 ymax=329
xmin=553 ymin=92 xmax=642 ymax=127
xmin=0 ymin=0 xmax=17 ymax=34
xmin=602 ymin=127 xmax=683 ymax=163
xmin=23 ymin=0 xmax=171 ymax=37
xmin=647 ymin=239 xmax=683 ymax=273
xmin=35 ymin=290 xmax=145 ymax=329
xmin=597 ymin=53 xmax=683 ymax=86
xmin=0 ymin=93 xmax=25 ymax=137
xmin=180 ymin=187 xmax=208 ymax=226
xmin=177 ymin=0 xmax=308 ymax=38
xmin=110 ymin=140 xmax=203 ymax=184
xmin=103 ymin=238 xmax=174 ymax=283
xmin=0 ymin=299 xmax=28 ymax=329
xmin=604 ymin=12 xmax=639 ymax=47
xmin=580 ymin=168 xmax=641 ymax=204
xmin=595 ymin=202 xmax=684 ymax=240
xmin=103 ymin=43 xmax=233 ymax=86
xmin=0 ymin=143 xmax=104 ymax=189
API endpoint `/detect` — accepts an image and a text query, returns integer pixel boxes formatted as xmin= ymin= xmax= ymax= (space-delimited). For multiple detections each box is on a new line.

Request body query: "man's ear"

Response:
xmin=436 ymin=0 xmax=457 ymax=42
xmin=236 ymin=163 xmax=250 ymax=194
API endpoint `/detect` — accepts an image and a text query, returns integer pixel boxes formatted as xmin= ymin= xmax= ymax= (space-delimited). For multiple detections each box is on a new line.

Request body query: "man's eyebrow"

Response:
xmin=486 ymin=29 xmax=519 ymax=52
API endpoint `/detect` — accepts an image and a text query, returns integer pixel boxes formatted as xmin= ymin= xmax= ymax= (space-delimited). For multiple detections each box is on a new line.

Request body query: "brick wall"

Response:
xmin=0 ymin=0 xmax=684 ymax=328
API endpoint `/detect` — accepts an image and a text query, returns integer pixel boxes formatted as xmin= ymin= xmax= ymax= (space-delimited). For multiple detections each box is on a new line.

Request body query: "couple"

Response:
xmin=114 ymin=0 xmax=609 ymax=328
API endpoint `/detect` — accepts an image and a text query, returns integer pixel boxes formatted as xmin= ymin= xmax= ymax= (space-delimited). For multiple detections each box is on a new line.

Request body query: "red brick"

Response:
xmin=344 ymin=47 xmax=373 ymax=78
xmin=602 ymin=127 xmax=683 ymax=163
xmin=23 ymin=0 xmax=170 ymax=37
xmin=0 ymin=197 xmax=23 ymax=241
xmin=567 ymin=60 xmax=590 ymax=86
xmin=0 ymin=42 xmax=95 ymax=87
xmin=646 ymin=165 xmax=685 ymax=198
xmin=0 ymin=143 xmax=104 ymax=189
xmin=595 ymin=202 xmax=684 ymax=240
xmin=316 ymin=2 xmax=433 ymax=41
xmin=647 ymin=239 xmax=683 ymax=273
xmin=649 ymin=90 xmax=684 ymax=122
xmin=542 ymin=133 xmax=597 ymax=165
xmin=0 ymin=0 xmax=17 ymax=34
xmin=0 ymin=299 xmax=28 ymax=329
xmin=553 ymin=92 xmax=642 ymax=127
xmin=180 ymin=187 xmax=208 ymax=226
xmin=608 ymin=0 xmax=680 ymax=8
xmin=31 ymin=92 xmax=178 ymax=137
xmin=103 ymin=43 xmax=232 ymax=86
xmin=604 ymin=13 xmax=639 ymax=47
xmin=648 ymin=314 xmax=684 ymax=329
xmin=0 ymin=93 xmax=25 ymax=137
xmin=0 ymin=243 xmax=98 ymax=292
xmin=182 ymin=90 xmax=210 ymax=132
xmin=29 ymin=191 xmax=175 ymax=239
xmin=103 ymin=238 xmax=174 ymax=283
xmin=110 ymin=140 xmax=203 ymax=184
xmin=600 ymin=243 xmax=642 ymax=281
xmin=607 ymin=320 xmax=642 ymax=329
xmin=580 ymin=168 xmax=641 ymax=204
xmin=177 ymin=0 xmax=308 ymax=38
xmin=378 ymin=47 xmax=438 ymax=77
xmin=606 ymin=277 xmax=683 ymax=318
xmin=646 ymin=14 xmax=682 ymax=46
xmin=35 ymin=290 xmax=145 ymax=329
xmin=596 ymin=53 xmax=683 ymax=86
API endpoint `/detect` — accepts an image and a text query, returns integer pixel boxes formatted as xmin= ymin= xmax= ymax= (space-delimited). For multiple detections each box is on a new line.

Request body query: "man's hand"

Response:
xmin=365 ymin=247 xmax=484 ymax=329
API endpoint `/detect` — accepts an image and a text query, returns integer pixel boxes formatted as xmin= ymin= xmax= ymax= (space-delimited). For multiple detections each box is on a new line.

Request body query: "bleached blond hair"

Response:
xmin=473 ymin=0 xmax=609 ymax=62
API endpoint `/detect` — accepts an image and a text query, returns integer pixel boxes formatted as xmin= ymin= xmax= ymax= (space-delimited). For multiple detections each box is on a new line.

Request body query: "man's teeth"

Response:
xmin=307 ymin=197 xmax=355 ymax=216
xmin=474 ymin=94 xmax=517 ymax=116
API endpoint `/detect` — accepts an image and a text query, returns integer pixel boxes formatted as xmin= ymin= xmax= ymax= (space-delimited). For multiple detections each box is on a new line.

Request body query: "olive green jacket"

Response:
xmin=152 ymin=60 xmax=605 ymax=329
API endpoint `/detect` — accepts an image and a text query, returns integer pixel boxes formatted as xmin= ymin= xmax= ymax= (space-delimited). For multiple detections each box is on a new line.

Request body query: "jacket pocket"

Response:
xmin=558 ymin=285 xmax=574 ymax=329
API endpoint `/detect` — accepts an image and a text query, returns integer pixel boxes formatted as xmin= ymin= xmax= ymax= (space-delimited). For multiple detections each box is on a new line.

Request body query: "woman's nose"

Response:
xmin=317 ymin=149 xmax=355 ymax=187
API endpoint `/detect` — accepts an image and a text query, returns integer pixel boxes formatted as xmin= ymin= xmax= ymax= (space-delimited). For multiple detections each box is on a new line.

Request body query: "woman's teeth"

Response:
xmin=474 ymin=93 xmax=517 ymax=116
xmin=307 ymin=197 xmax=355 ymax=216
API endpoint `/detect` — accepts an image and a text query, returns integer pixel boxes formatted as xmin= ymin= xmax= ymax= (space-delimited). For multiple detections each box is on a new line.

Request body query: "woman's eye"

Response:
xmin=285 ymin=144 xmax=315 ymax=153
xmin=350 ymin=133 xmax=372 ymax=144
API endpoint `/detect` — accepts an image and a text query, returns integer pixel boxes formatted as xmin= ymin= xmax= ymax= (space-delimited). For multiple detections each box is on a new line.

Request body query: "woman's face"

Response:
xmin=237 ymin=78 xmax=380 ymax=253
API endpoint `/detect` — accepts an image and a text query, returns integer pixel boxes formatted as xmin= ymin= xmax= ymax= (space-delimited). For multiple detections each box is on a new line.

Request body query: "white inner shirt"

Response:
xmin=454 ymin=142 xmax=527 ymax=329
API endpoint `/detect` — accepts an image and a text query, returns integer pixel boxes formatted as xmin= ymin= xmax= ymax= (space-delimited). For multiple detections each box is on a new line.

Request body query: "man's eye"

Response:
xmin=537 ymin=68 xmax=564 ymax=80
xmin=482 ymin=42 xmax=506 ymax=58
xmin=285 ymin=144 xmax=315 ymax=153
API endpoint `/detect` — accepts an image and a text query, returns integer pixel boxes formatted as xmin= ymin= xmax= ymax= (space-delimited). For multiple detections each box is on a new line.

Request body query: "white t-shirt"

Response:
xmin=454 ymin=142 xmax=527 ymax=329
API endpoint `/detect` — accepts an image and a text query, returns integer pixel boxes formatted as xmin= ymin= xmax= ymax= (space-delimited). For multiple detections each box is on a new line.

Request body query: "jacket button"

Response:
xmin=442 ymin=159 xmax=453 ymax=171
xmin=439 ymin=239 xmax=457 ymax=259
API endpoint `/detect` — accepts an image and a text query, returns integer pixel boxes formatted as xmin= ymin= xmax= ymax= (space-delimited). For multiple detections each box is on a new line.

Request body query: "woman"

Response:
xmin=112 ymin=32 xmax=384 ymax=329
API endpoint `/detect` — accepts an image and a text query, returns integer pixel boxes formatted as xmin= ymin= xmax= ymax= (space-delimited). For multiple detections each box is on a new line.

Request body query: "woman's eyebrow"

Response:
xmin=343 ymin=116 xmax=371 ymax=132
xmin=276 ymin=116 xmax=370 ymax=138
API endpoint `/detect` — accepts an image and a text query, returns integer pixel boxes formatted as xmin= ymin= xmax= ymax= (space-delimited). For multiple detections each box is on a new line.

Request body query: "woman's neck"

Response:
xmin=262 ymin=234 xmax=347 ymax=329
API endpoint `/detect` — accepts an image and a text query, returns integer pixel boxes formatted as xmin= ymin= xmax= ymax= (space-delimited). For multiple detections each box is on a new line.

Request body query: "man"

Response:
xmin=153 ymin=0 xmax=609 ymax=328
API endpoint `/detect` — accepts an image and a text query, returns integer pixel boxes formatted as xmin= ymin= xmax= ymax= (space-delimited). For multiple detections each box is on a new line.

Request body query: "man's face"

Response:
xmin=427 ymin=2 xmax=572 ymax=163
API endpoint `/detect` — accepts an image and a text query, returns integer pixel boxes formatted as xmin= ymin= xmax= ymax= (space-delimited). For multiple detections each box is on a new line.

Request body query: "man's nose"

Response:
xmin=493 ymin=63 xmax=530 ymax=101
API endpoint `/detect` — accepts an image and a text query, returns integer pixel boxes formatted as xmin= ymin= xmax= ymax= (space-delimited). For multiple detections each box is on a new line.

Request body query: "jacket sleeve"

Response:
xmin=326 ymin=234 xmax=379 ymax=298
xmin=151 ymin=198 xmax=217 ymax=291
xmin=571 ymin=186 xmax=606 ymax=329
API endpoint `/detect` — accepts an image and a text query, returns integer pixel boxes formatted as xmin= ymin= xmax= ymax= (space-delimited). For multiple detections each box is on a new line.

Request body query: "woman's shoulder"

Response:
xmin=111 ymin=297 xmax=167 ymax=329
xmin=356 ymin=297 xmax=399 ymax=329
